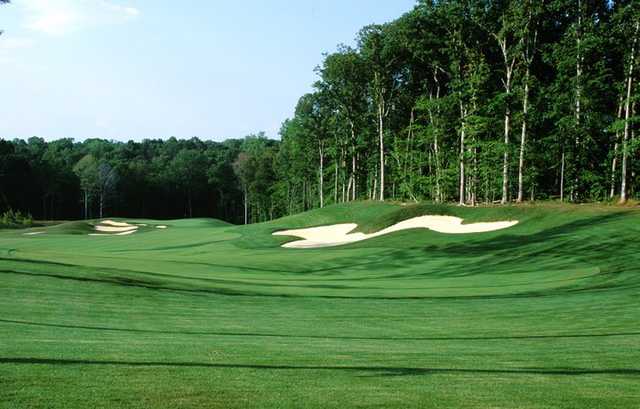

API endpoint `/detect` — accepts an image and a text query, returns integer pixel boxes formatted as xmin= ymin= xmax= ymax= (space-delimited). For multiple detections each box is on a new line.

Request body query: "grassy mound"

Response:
xmin=0 ymin=203 xmax=638 ymax=408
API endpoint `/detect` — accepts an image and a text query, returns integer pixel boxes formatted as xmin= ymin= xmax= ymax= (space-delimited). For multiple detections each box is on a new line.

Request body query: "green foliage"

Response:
xmin=0 ymin=209 xmax=33 ymax=228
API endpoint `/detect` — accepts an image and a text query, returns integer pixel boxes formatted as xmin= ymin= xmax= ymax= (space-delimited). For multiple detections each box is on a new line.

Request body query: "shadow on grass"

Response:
xmin=428 ymin=212 xmax=632 ymax=262
xmin=2 ymin=319 xmax=639 ymax=341
xmin=1 ymin=358 xmax=638 ymax=378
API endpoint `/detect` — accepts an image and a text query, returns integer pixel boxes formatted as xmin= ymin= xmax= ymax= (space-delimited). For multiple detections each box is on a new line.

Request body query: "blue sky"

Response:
xmin=0 ymin=0 xmax=416 ymax=141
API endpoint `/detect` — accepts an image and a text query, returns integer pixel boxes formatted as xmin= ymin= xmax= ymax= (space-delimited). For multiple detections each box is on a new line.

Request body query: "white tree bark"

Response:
xmin=573 ymin=0 xmax=584 ymax=201
xmin=243 ymin=187 xmax=248 ymax=225
xmin=517 ymin=71 xmax=530 ymax=203
xmin=318 ymin=142 xmax=324 ymax=208
xmin=431 ymin=68 xmax=443 ymax=203
xmin=560 ymin=148 xmax=565 ymax=202
xmin=620 ymin=20 xmax=639 ymax=203
xmin=498 ymin=36 xmax=517 ymax=205
xmin=518 ymin=12 xmax=538 ymax=203
xmin=459 ymin=103 xmax=467 ymax=206
xmin=378 ymin=82 xmax=385 ymax=201
xmin=610 ymin=96 xmax=624 ymax=199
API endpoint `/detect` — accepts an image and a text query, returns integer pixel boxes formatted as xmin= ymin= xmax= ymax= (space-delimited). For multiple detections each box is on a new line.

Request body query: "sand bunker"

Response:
xmin=100 ymin=220 xmax=133 ymax=228
xmin=89 ymin=230 xmax=138 ymax=237
xmin=156 ymin=225 xmax=167 ymax=229
xmin=24 ymin=231 xmax=45 ymax=236
xmin=91 ymin=220 xmax=139 ymax=236
xmin=273 ymin=215 xmax=518 ymax=249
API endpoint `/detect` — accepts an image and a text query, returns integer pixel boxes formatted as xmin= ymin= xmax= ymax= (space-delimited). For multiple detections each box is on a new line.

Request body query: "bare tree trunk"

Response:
xmin=243 ymin=187 xmax=248 ymax=225
xmin=502 ymin=106 xmax=511 ymax=204
xmin=352 ymin=150 xmax=357 ymax=201
xmin=404 ymin=108 xmax=415 ymax=199
xmin=334 ymin=147 xmax=339 ymax=204
xmin=472 ymin=144 xmax=478 ymax=207
xmin=348 ymin=121 xmax=357 ymax=202
xmin=429 ymin=71 xmax=443 ymax=202
xmin=100 ymin=192 xmax=104 ymax=219
xmin=459 ymin=103 xmax=467 ymax=206
xmin=620 ymin=20 xmax=639 ymax=203
xmin=378 ymin=86 xmax=385 ymax=201
xmin=517 ymin=7 xmax=538 ymax=203
xmin=372 ymin=167 xmax=378 ymax=202
xmin=84 ymin=190 xmax=88 ymax=220
xmin=498 ymin=36 xmax=515 ymax=205
xmin=319 ymin=143 xmax=324 ymax=208
xmin=560 ymin=148 xmax=565 ymax=202
xmin=573 ymin=0 xmax=584 ymax=202
xmin=517 ymin=68 xmax=530 ymax=203
xmin=610 ymin=96 xmax=625 ymax=199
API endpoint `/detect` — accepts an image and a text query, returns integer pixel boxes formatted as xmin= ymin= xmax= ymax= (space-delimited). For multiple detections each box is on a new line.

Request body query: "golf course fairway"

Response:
xmin=1 ymin=202 xmax=639 ymax=408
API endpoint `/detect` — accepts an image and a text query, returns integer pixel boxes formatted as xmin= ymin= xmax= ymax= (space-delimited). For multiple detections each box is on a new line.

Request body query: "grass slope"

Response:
xmin=0 ymin=202 xmax=639 ymax=408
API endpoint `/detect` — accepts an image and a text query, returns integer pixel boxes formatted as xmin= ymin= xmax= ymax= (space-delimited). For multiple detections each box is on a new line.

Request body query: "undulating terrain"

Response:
xmin=0 ymin=202 xmax=639 ymax=408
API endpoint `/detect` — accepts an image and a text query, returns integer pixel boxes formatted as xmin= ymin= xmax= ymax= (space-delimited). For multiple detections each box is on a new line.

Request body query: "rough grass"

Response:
xmin=0 ymin=202 xmax=639 ymax=408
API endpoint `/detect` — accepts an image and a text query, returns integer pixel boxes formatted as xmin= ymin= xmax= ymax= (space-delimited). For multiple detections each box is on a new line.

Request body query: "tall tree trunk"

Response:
xmin=372 ymin=166 xmax=378 ymax=201
xmin=429 ymin=70 xmax=443 ymax=202
xmin=352 ymin=149 xmax=357 ymax=201
xmin=378 ymin=85 xmax=385 ymax=201
xmin=502 ymin=105 xmax=511 ymax=204
xmin=84 ymin=190 xmax=88 ymax=220
xmin=318 ymin=143 xmax=324 ymax=208
xmin=99 ymin=192 xmax=104 ymax=219
xmin=498 ymin=36 xmax=515 ymax=205
xmin=303 ymin=178 xmax=307 ymax=211
xmin=348 ymin=121 xmax=357 ymax=202
xmin=560 ymin=148 xmax=565 ymax=202
xmin=459 ymin=103 xmax=467 ymax=206
xmin=517 ymin=6 xmax=538 ymax=203
xmin=334 ymin=144 xmax=339 ymax=204
xmin=610 ymin=96 xmax=625 ymax=199
xmin=404 ymin=109 xmax=415 ymax=199
xmin=573 ymin=0 xmax=584 ymax=201
xmin=243 ymin=187 xmax=248 ymax=225
xmin=620 ymin=20 xmax=639 ymax=203
xmin=517 ymin=67 xmax=530 ymax=203
xmin=472 ymin=144 xmax=478 ymax=207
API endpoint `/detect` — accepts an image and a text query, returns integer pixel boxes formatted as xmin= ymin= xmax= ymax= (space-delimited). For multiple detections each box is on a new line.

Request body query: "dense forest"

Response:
xmin=1 ymin=0 xmax=639 ymax=224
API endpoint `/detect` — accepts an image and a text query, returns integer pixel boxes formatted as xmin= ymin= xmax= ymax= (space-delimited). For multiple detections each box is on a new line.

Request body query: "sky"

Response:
xmin=0 ymin=0 xmax=416 ymax=141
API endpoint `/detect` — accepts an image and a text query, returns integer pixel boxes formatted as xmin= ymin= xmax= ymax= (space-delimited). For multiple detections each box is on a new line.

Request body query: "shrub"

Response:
xmin=0 ymin=209 xmax=34 ymax=228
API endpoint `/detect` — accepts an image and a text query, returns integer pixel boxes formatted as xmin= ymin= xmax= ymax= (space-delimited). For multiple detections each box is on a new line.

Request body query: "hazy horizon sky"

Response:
xmin=0 ymin=0 xmax=416 ymax=142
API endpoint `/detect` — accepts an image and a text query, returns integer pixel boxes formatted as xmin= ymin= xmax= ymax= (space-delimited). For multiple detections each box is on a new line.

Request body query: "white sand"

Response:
xmin=100 ymin=220 xmax=133 ymax=227
xmin=156 ymin=225 xmax=167 ymax=229
xmin=273 ymin=215 xmax=518 ymax=249
xmin=89 ymin=230 xmax=138 ymax=237
xmin=94 ymin=225 xmax=138 ymax=233
xmin=91 ymin=220 xmax=139 ymax=236
xmin=24 ymin=231 xmax=45 ymax=236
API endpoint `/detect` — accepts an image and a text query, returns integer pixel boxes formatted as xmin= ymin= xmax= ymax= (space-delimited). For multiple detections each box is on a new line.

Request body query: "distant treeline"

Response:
xmin=1 ymin=1 xmax=639 ymax=224
xmin=0 ymin=136 xmax=274 ymax=223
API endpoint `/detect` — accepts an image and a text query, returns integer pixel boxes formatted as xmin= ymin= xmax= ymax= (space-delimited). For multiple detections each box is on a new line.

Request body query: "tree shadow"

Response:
xmin=1 ymin=357 xmax=638 ymax=378
xmin=2 ymin=318 xmax=639 ymax=342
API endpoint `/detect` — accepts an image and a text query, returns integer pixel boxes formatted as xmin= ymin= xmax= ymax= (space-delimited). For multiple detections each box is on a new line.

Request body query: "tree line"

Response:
xmin=0 ymin=136 xmax=284 ymax=223
xmin=281 ymin=0 xmax=639 ymax=209
xmin=1 ymin=0 xmax=639 ymax=225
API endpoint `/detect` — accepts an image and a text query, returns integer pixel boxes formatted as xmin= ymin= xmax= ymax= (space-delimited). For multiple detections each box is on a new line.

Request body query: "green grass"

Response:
xmin=0 ymin=202 xmax=639 ymax=408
